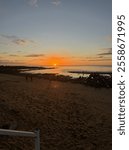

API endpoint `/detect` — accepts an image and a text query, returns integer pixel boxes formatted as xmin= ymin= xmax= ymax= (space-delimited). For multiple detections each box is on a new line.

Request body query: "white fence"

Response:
xmin=0 ymin=128 xmax=40 ymax=150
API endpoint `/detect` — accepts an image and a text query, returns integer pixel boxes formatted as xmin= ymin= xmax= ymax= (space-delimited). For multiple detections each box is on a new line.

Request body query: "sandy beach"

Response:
xmin=0 ymin=73 xmax=112 ymax=150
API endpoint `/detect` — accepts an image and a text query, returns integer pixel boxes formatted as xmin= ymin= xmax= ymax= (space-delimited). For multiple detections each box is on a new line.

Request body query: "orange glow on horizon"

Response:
xmin=14 ymin=54 xmax=111 ymax=66
xmin=46 ymin=55 xmax=71 ymax=66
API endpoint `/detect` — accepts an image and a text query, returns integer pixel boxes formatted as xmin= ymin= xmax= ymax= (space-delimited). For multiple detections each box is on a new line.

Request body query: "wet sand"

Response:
xmin=0 ymin=73 xmax=112 ymax=150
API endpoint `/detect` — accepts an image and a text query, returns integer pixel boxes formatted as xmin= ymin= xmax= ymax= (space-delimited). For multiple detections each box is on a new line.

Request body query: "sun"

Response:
xmin=53 ymin=63 xmax=57 ymax=67
xmin=46 ymin=55 xmax=71 ymax=66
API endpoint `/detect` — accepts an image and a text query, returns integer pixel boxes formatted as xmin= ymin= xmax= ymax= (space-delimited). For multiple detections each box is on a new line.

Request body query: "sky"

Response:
xmin=0 ymin=0 xmax=112 ymax=66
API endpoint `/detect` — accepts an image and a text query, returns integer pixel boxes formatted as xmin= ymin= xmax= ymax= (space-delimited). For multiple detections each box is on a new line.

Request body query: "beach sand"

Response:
xmin=0 ymin=73 xmax=112 ymax=150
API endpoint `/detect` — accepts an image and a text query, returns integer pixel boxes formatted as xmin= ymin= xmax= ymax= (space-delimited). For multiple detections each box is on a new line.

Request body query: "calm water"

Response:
xmin=24 ymin=65 xmax=112 ymax=78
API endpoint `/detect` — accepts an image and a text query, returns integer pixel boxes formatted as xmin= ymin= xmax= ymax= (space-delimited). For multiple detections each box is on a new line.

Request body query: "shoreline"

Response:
xmin=68 ymin=70 xmax=112 ymax=75
xmin=0 ymin=66 xmax=112 ymax=88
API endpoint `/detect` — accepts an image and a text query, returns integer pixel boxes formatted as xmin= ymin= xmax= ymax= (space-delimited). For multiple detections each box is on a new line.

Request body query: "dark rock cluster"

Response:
xmin=85 ymin=73 xmax=112 ymax=88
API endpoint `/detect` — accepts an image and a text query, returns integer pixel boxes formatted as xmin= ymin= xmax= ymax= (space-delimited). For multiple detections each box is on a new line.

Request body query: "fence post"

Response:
xmin=35 ymin=129 xmax=40 ymax=150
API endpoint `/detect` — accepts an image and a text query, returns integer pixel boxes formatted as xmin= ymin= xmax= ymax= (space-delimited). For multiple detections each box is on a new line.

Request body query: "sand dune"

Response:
xmin=0 ymin=74 xmax=112 ymax=150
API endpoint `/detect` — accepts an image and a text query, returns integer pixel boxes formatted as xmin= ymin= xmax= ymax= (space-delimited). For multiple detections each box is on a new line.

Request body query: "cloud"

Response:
xmin=1 ymin=35 xmax=17 ymax=39
xmin=0 ymin=35 xmax=16 ymax=45
xmin=9 ymin=54 xmax=19 ymax=57
xmin=13 ymin=39 xmax=30 ymax=46
xmin=0 ymin=34 xmax=35 ymax=46
xmin=25 ymin=54 xmax=45 ymax=57
xmin=97 ymin=56 xmax=104 ymax=58
xmin=88 ymin=58 xmax=112 ymax=61
xmin=0 ymin=60 xmax=24 ymax=65
xmin=98 ymin=48 xmax=112 ymax=56
xmin=27 ymin=0 xmax=39 ymax=7
xmin=51 ymin=0 xmax=61 ymax=6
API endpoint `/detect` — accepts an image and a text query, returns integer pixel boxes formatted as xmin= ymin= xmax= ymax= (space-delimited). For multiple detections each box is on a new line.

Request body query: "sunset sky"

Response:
xmin=0 ymin=0 xmax=112 ymax=66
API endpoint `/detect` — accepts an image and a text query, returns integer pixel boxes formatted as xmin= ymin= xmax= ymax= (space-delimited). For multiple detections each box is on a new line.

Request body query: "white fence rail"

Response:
xmin=0 ymin=128 xmax=40 ymax=150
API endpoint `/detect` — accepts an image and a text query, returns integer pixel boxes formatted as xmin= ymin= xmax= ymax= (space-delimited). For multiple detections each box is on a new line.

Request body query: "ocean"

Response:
xmin=24 ymin=65 xmax=112 ymax=78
